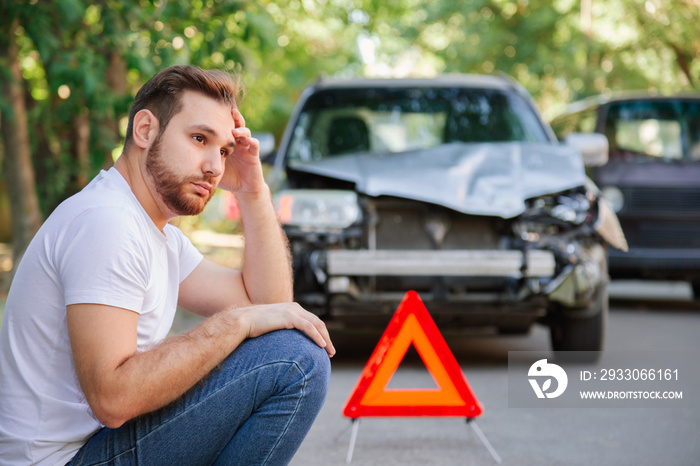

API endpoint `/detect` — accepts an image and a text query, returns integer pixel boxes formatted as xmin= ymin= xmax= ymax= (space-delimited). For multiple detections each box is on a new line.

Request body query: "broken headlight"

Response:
xmin=513 ymin=190 xmax=594 ymax=242
xmin=274 ymin=189 xmax=362 ymax=229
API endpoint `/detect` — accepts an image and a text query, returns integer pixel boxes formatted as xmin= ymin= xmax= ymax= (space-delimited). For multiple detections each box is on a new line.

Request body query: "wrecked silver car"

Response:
xmin=266 ymin=75 xmax=627 ymax=352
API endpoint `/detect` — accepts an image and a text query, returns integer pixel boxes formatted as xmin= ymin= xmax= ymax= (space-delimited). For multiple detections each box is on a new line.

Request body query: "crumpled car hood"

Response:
xmin=288 ymin=142 xmax=586 ymax=218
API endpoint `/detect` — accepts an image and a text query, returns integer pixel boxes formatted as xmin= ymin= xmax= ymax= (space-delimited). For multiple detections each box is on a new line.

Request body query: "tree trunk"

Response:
xmin=102 ymin=51 xmax=128 ymax=168
xmin=0 ymin=18 xmax=43 ymax=286
xmin=68 ymin=109 xmax=91 ymax=194
xmin=667 ymin=42 xmax=695 ymax=89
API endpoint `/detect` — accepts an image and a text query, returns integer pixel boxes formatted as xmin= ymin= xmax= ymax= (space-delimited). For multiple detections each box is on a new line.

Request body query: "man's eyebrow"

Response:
xmin=188 ymin=124 xmax=236 ymax=148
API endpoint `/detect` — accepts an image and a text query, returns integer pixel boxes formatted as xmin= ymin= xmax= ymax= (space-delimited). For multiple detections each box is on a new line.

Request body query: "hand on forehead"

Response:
xmin=231 ymin=108 xmax=246 ymax=129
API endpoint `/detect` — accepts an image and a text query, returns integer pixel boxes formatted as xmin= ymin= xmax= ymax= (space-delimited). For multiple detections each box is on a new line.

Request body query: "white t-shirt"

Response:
xmin=0 ymin=168 xmax=203 ymax=465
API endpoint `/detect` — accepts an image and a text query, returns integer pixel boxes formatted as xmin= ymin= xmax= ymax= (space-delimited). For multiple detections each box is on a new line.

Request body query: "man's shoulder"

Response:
xmin=48 ymin=194 xmax=140 ymax=236
xmin=49 ymin=170 xmax=142 ymax=228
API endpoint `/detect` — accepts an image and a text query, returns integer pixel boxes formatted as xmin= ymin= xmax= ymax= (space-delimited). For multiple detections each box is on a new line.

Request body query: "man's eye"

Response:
xmin=193 ymin=135 xmax=205 ymax=143
xmin=220 ymin=149 xmax=229 ymax=157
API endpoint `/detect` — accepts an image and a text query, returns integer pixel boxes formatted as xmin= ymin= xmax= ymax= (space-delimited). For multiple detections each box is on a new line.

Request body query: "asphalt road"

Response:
xmin=288 ymin=281 xmax=700 ymax=466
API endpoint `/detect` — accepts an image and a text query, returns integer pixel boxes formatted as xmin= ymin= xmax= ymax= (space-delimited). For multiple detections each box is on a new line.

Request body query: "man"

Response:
xmin=0 ymin=65 xmax=334 ymax=465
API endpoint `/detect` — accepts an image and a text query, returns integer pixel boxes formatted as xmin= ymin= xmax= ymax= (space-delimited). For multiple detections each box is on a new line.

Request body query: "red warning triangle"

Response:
xmin=342 ymin=291 xmax=483 ymax=418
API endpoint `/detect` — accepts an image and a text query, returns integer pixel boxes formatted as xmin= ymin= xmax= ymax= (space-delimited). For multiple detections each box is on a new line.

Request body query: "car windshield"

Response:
xmin=287 ymin=86 xmax=550 ymax=162
xmin=605 ymin=100 xmax=700 ymax=162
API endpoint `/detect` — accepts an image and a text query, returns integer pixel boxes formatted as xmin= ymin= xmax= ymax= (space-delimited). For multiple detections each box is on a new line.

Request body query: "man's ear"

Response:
xmin=132 ymin=109 xmax=160 ymax=149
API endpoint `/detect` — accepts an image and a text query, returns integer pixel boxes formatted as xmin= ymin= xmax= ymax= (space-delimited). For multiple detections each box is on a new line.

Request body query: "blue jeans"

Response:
xmin=67 ymin=329 xmax=331 ymax=465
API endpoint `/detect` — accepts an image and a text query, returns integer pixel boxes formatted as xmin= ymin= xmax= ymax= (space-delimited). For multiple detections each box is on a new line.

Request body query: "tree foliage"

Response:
xmin=347 ymin=0 xmax=699 ymax=115
xmin=0 ymin=0 xmax=697 ymax=257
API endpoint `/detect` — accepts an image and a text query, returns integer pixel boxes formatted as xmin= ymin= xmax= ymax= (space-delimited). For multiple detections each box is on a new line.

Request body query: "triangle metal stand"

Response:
xmin=345 ymin=418 xmax=361 ymax=464
xmin=466 ymin=418 xmax=502 ymax=464
xmin=345 ymin=418 xmax=502 ymax=464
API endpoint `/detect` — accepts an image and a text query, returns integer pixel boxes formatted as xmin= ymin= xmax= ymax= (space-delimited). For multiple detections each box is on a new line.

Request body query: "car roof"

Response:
xmin=556 ymin=91 xmax=700 ymax=118
xmin=309 ymin=74 xmax=517 ymax=92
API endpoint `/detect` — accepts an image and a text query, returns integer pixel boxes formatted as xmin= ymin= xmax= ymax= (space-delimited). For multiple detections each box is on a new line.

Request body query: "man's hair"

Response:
xmin=124 ymin=65 xmax=244 ymax=147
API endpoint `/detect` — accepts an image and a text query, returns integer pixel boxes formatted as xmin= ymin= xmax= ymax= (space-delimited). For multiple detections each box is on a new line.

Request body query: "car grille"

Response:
xmin=617 ymin=187 xmax=700 ymax=249
xmin=372 ymin=198 xmax=503 ymax=250
xmin=621 ymin=187 xmax=700 ymax=214
xmin=625 ymin=222 xmax=700 ymax=249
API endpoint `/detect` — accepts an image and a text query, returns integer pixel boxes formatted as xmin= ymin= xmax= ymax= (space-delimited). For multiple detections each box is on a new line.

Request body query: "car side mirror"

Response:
xmin=253 ymin=132 xmax=276 ymax=163
xmin=565 ymin=133 xmax=609 ymax=167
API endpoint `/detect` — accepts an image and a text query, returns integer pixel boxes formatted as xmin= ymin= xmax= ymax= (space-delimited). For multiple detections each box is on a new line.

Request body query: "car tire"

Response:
xmin=549 ymin=282 xmax=608 ymax=354
xmin=692 ymin=281 xmax=700 ymax=301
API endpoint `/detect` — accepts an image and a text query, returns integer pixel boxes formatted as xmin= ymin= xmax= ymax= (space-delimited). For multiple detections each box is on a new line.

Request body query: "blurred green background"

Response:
xmin=1 ymin=0 xmax=698 ymax=290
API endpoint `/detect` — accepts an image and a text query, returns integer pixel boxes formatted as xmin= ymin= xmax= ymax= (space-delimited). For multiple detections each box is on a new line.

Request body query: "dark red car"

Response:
xmin=552 ymin=94 xmax=700 ymax=299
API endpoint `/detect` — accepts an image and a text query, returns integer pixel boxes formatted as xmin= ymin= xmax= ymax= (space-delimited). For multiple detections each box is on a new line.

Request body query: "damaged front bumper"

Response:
xmin=314 ymin=243 xmax=607 ymax=309
xmin=327 ymin=249 xmax=556 ymax=277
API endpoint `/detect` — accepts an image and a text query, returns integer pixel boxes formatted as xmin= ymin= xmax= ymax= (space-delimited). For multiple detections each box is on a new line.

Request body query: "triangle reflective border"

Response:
xmin=342 ymin=291 xmax=483 ymax=418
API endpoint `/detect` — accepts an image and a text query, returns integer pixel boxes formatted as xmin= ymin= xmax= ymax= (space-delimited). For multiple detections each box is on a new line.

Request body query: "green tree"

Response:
xmin=342 ymin=0 xmax=699 ymax=116
xmin=0 ymin=5 xmax=42 ymax=278
xmin=0 ymin=0 xmax=362 ymax=285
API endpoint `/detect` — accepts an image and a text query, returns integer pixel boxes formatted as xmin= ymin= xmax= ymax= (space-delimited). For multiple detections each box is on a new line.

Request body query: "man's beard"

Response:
xmin=145 ymin=135 xmax=216 ymax=216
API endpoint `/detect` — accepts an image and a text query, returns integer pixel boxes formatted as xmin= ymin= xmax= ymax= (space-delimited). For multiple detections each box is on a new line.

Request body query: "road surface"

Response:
xmin=289 ymin=281 xmax=700 ymax=466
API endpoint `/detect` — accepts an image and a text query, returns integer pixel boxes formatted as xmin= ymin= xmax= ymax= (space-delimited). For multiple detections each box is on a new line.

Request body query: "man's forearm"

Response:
xmin=71 ymin=299 xmax=334 ymax=429
xmin=81 ymin=308 xmax=247 ymax=428
xmin=236 ymin=187 xmax=293 ymax=304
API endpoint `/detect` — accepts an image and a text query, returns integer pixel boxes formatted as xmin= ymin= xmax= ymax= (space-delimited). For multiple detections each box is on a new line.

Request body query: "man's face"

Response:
xmin=144 ymin=91 xmax=236 ymax=217
xmin=145 ymin=133 xmax=214 ymax=216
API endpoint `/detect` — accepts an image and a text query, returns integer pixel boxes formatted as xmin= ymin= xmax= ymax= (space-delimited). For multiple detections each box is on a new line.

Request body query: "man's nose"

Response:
xmin=202 ymin=149 xmax=224 ymax=177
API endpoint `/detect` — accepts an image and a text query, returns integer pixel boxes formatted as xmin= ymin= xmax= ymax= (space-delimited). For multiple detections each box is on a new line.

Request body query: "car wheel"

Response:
xmin=549 ymin=282 xmax=608 ymax=354
xmin=692 ymin=281 xmax=700 ymax=301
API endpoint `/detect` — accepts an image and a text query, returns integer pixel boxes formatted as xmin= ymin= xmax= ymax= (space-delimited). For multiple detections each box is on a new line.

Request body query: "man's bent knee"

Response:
xmin=227 ymin=329 xmax=331 ymax=398
xmin=262 ymin=329 xmax=331 ymax=397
